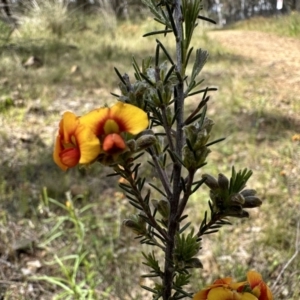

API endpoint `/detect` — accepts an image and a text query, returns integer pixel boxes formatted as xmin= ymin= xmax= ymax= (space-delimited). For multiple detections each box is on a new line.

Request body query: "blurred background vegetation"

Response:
xmin=0 ymin=0 xmax=299 ymax=299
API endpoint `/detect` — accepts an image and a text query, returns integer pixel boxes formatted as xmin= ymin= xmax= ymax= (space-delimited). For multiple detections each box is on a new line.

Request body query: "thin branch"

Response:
xmin=161 ymin=105 xmax=175 ymax=152
xmin=124 ymin=168 xmax=170 ymax=242
xmin=162 ymin=1 xmax=184 ymax=299
xmin=149 ymin=146 xmax=173 ymax=199
xmin=177 ymin=170 xmax=195 ymax=218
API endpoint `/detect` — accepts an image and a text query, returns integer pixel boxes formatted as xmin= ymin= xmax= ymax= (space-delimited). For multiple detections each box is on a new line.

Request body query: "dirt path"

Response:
xmin=208 ymin=30 xmax=300 ymax=108
xmin=209 ymin=30 xmax=300 ymax=78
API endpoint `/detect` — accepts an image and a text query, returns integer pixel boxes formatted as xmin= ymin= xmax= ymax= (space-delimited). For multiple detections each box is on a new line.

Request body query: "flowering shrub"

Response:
xmin=53 ymin=0 xmax=274 ymax=299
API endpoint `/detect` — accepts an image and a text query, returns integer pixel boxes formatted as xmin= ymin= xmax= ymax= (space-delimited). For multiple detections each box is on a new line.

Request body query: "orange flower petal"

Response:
xmin=247 ymin=271 xmax=263 ymax=288
xmin=60 ymin=147 xmax=80 ymax=168
xmin=247 ymin=271 xmax=273 ymax=300
xmin=103 ymin=133 xmax=126 ymax=154
xmin=53 ymin=134 xmax=68 ymax=171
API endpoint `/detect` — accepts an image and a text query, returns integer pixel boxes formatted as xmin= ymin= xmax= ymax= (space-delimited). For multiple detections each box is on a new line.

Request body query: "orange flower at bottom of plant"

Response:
xmin=247 ymin=271 xmax=273 ymax=300
xmin=193 ymin=277 xmax=254 ymax=300
xmin=193 ymin=271 xmax=273 ymax=300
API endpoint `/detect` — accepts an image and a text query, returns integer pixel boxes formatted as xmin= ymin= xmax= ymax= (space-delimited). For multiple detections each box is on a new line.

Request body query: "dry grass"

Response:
xmin=0 ymin=6 xmax=299 ymax=299
xmin=227 ymin=11 xmax=300 ymax=38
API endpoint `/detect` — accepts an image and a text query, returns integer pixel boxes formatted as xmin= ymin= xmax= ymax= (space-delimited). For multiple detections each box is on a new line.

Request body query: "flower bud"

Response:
xmin=202 ymin=118 xmax=214 ymax=134
xmin=202 ymin=174 xmax=219 ymax=190
xmin=165 ymin=106 xmax=173 ymax=125
xmin=182 ymin=145 xmax=196 ymax=169
xmin=184 ymin=124 xmax=198 ymax=145
xmin=148 ymin=88 xmax=161 ymax=106
xmin=194 ymin=146 xmax=211 ymax=167
xmin=243 ymin=196 xmax=262 ymax=208
xmin=209 ymin=190 xmax=223 ymax=208
xmin=194 ymin=129 xmax=210 ymax=149
xmin=163 ymin=83 xmax=173 ymax=104
xmin=157 ymin=199 xmax=170 ymax=220
xmin=151 ymin=199 xmax=159 ymax=209
xmin=159 ymin=61 xmax=168 ymax=80
xmin=136 ymin=134 xmax=157 ymax=150
xmin=186 ymin=258 xmax=203 ymax=269
xmin=240 ymin=189 xmax=257 ymax=197
xmin=229 ymin=193 xmax=245 ymax=205
xmin=126 ymin=139 xmax=137 ymax=152
xmin=119 ymin=82 xmax=128 ymax=95
xmin=141 ymin=129 xmax=155 ymax=135
xmin=146 ymin=67 xmax=156 ymax=84
xmin=218 ymin=173 xmax=229 ymax=191
xmin=123 ymin=215 xmax=147 ymax=235
xmin=222 ymin=206 xmax=249 ymax=218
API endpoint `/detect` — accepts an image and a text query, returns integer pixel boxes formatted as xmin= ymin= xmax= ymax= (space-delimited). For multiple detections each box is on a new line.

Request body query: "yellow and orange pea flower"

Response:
xmin=80 ymin=101 xmax=148 ymax=155
xmin=53 ymin=102 xmax=148 ymax=170
xmin=247 ymin=271 xmax=273 ymax=300
xmin=193 ymin=271 xmax=273 ymax=300
xmin=53 ymin=112 xmax=101 ymax=171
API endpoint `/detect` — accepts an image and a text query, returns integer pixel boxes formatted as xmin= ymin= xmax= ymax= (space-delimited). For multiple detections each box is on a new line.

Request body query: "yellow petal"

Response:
xmin=241 ymin=293 xmax=259 ymax=300
xmin=75 ymin=124 xmax=101 ymax=164
xmin=193 ymin=288 xmax=210 ymax=300
xmin=247 ymin=271 xmax=273 ymax=300
xmin=109 ymin=102 xmax=148 ymax=134
xmin=247 ymin=271 xmax=263 ymax=288
xmin=208 ymin=287 xmax=235 ymax=300
xmin=61 ymin=112 xmax=80 ymax=142
xmin=80 ymin=107 xmax=109 ymax=135
xmin=80 ymin=102 xmax=148 ymax=136
xmin=214 ymin=278 xmax=233 ymax=285
xmin=230 ymin=281 xmax=248 ymax=291
xmin=208 ymin=288 xmax=258 ymax=300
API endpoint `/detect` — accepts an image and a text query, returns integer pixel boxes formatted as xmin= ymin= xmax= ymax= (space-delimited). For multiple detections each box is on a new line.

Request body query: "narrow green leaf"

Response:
xmin=155 ymin=43 xmax=160 ymax=66
xmin=143 ymin=29 xmax=173 ymax=37
xmin=110 ymin=92 xmax=120 ymax=98
xmin=163 ymin=64 xmax=175 ymax=84
xmin=206 ymin=137 xmax=226 ymax=147
xmin=187 ymin=87 xmax=218 ymax=97
xmin=191 ymin=177 xmax=206 ymax=194
xmin=179 ymin=222 xmax=191 ymax=234
xmin=114 ymin=67 xmax=127 ymax=85
xmin=149 ymin=182 xmax=167 ymax=197
xmin=140 ymin=72 xmax=156 ymax=87
xmin=197 ymin=15 xmax=217 ymax=24
xmin=141 ymin=285 xmax=158 ymax=294
xmin=128 ymin=201 xmax=143 ymax=210
xmin=156 ymin=39 xmax=175 ymax=65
